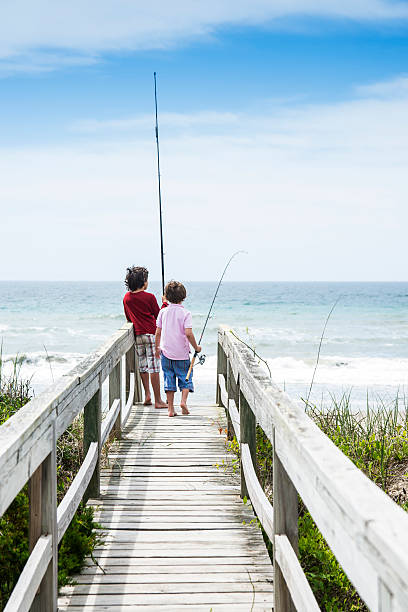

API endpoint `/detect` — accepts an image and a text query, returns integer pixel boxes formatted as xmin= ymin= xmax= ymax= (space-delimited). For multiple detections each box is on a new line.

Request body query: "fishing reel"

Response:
xmin=194 ymin=353 xmax=206 ymax=367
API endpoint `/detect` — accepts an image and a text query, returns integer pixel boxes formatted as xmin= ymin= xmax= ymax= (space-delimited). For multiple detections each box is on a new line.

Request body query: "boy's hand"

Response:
xmin=195 ymin=345 xmax=202 ymax=353
xmin=155 ymin=347 xmax=161 ymax=359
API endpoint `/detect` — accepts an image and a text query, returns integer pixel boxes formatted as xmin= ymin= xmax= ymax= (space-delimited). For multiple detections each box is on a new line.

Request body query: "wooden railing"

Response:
xmin=217 ymin=325 xmax=408 ymax=612
xmin=0 ymin=322 xmax=141 ymax=612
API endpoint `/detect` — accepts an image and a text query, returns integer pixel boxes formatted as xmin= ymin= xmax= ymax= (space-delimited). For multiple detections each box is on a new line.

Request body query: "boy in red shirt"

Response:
xmin=123 ymin=266 xmax=167 ymax=408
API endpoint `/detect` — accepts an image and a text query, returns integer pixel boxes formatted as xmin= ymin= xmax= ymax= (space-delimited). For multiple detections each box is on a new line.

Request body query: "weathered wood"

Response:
xmin=57 ymin=442 xmax=98 ymax=543
xmin=29 ymin=465 xmax=42 ymax=554
xmin=32 ymin=424 xmax=57 ymax=612
xmin=273 ymin=428 xmax=298 ymax=612
xmin=125 ymin=342 xmax=135 ymax=403
xmin=241 ymin=444 xmax=273 ymax=541
xmin=101 ymin=399 xmax=120 ymax=448
xmin=275 ymin=534 xmax=319 ymax=612
xmin=122 ymin=373 xmax=135 ymax=428
xmin=109 ymin=360 xmax=121 ymax=441
xmin=240 ymin=390 xmax=256 ymax=499
xmin=216 ymin=341 xmax=227 ymax=407
xmin=227 ymin=359 xmax=239 ymax=442
xmin=3 ymin=535 xmax=52 ymax=612
xmin=58 ymin=403 xmax=273 ymax=610
xmin=0 ymin=323 xmax=134 ymax=517
xmin=219 ymin=326 xmax=408 ymax=611
xmin=218 ymin=374 xmax=240 ymax=441
xmin=83 ymin=381 xmax=101 ymax=502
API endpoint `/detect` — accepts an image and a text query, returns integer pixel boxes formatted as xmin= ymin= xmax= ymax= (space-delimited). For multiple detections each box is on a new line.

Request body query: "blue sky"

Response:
xmin=1 ymin=2 xmax=408 ymax=281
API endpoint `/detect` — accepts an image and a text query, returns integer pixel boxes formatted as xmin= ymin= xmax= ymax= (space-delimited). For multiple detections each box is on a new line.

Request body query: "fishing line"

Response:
xmin=154 ymin=72 xmax=165 ymax=295
xmin=186 ymin=250 xmax=247 ymax=381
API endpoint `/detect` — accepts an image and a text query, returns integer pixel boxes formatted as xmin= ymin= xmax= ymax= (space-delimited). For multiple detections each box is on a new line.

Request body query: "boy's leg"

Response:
xmin=140 ymin=372 xmax=152 ymax=405
xmin=176 ymin=359 xmax=194 ymax=415
xmin=166 ymin=391 xmax=176 ymax=417
xmin=145 ymin=334 xmax=166 ymax=408
xmin=161 ymin=354 xmax=177 ymax=417
xmin=135 ymin=336 xmax=152 ymax=405
xmin=180 ymin=388 xmax=190 ymax=415
xmin=151 ymin=372 xmax=167 ymax=408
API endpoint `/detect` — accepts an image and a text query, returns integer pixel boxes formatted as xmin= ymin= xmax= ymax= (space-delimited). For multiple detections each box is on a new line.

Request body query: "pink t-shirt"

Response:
xmin=156 ymin=303 xmax=192 ymax=360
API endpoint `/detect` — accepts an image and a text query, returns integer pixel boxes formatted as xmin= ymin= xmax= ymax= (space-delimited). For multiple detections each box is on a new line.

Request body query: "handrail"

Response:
xmin=217 ymin=325 xmax=408 ymax=612
xmin=0 ymin=322 xmax=141 ymax=611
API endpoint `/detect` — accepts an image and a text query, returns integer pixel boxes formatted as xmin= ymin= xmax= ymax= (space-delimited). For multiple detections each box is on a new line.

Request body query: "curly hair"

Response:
xmin=165 ymin=280 xmax=187 ymax=304
xmin=125 ymin=266 xmax=148 ymax=291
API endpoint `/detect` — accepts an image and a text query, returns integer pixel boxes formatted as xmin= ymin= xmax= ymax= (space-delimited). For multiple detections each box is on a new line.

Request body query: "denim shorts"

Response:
xmin=161 ymin=354 xmax=194 ymax=393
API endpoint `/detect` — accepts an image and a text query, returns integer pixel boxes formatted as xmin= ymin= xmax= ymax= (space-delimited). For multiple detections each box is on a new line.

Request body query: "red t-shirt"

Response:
xmin=123 ymin=291 xmax=160 ymax=335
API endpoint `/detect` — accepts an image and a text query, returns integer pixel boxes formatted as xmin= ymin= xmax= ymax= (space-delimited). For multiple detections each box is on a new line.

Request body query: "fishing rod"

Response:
xmin=186 ymin=250 xmax=247 ymax=381
xmin=154 ymin=72 xmax=165 ymax=295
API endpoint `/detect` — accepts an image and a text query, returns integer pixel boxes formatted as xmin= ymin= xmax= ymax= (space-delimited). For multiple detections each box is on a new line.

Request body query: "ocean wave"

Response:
xmin=194 ymin=354 xmax=408 ymax=388
xmin=79 ymin=313 xmax=124 ymax=321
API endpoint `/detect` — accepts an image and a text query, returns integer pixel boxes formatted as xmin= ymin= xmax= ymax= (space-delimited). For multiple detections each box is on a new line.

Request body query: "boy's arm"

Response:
xmin=185 ymin=328 xmax=201 ymax=353
xmin=151 ymin=295 xmax=160 ymax=318
xmin=155 ymin=327 xmax=161 ymax=359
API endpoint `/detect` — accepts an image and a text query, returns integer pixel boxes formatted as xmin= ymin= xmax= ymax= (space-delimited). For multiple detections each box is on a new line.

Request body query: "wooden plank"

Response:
xmin=72 ymin=571 xmax=273 ymax=584
xmin=121 ymin=372 xmax=134 ymax=428
xmin=59 ymin=606 xmax=271 ymax=612
xmin=4 ymin=535 xmax=52 ymax=612
xmin=58 ymin=606 xmax=271 ymax=612
xmin=57 ymin=442 xmax=98 ymax=543
xmin=58 ymin=592 xmax=274 ymax=606
xmin=28 ymin=465 xmax=42 ymax=554
xmin=60 ymin=582 xmax=273 ymax=595
xmin=240 ymin=392 xmax=256 ymax=499
xmin=81 ymin=562 xmax=272 ymax=572
xmin=273 ymin=429 xmax=298 ymax=612
xmin=241 ymin=444 xmax=274 ymax=541
xmin=100 ymin=399 xmax=120 ymax=447
xmin=83 ymin=383 xmax=101 ymax=502
xmin=275 ymin=534 xmax=319 ymax=612
xmin=108 ymin=360 xmax=121 ymax=441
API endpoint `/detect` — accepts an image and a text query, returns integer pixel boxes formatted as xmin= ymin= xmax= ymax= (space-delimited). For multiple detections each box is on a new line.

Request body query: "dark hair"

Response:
xmin=165 ymin=280 xmax=187 ymax=304
xmin=125 ymin=266 xmax=148 ymax=291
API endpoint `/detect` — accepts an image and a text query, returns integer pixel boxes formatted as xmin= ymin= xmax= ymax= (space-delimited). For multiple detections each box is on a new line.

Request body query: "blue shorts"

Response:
xmin=161 ymin=354 xmax=194 ymax=393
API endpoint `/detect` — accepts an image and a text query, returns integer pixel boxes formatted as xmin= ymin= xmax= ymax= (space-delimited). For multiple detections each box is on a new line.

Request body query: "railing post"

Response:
xmin=239 ymin=390 xmax=256 ymax=499
xmin=273 ymin=427 xmax=298 ymax=612
xmin=227 ymin=361 xmax=239 ymax=440
xmin=31 ymin=424 xmax=58 ymax=612
xmin=126 ymin=345 xmax=136 ymax=407
xmin=216 ymin=340 xmax=227 ymax=406
xmin=109 ymin=360 xmax=121 ymax=441
xmin=83 ymin=376 xmax=102 ymax=502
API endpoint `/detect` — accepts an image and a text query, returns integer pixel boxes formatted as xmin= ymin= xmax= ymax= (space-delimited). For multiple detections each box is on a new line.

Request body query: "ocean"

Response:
xmin=1 ymin=281 xmax=408 ymax=410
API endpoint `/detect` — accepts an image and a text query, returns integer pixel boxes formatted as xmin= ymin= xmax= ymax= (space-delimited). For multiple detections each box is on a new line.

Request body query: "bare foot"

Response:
xmin=155 ymin=401 xmax=168 ymax=409
xmin=143 ymin=397 xmax=152 ymax=406
xmin=168 ymin=411 xmax=178 ymax=417
xmin=180 ymin=403 xmax=190 ymax=415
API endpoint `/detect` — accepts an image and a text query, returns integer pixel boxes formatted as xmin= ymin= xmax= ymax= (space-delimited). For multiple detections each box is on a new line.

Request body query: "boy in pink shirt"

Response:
xmin=155 ymin=281 xmax=201 ymax=417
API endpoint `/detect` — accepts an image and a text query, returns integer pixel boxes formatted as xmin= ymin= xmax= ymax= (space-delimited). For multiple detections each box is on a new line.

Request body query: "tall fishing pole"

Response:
xmin=186 ymin=250 xmax=246 ymax=381
xmin=154 ymin=72 xmax=165 ymax=295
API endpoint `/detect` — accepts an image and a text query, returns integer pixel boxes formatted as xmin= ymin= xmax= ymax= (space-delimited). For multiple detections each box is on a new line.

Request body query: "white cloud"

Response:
xmin=356 ymin=75 xmax=408 ymax=98
xmin=1 ymin=0 xmax=408 ymax=74
xmin=1 ymin=74 xmax=407 ymax=281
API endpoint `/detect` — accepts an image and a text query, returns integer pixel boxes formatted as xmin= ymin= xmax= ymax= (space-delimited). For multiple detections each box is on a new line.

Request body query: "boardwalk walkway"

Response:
xmin=58 ymin=403 xmax=274 ymax=610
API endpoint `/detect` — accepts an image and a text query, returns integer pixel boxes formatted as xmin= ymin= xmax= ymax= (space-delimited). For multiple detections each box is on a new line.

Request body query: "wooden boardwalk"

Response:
xmin=58 ymin=402 xmax=274 ymax=611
